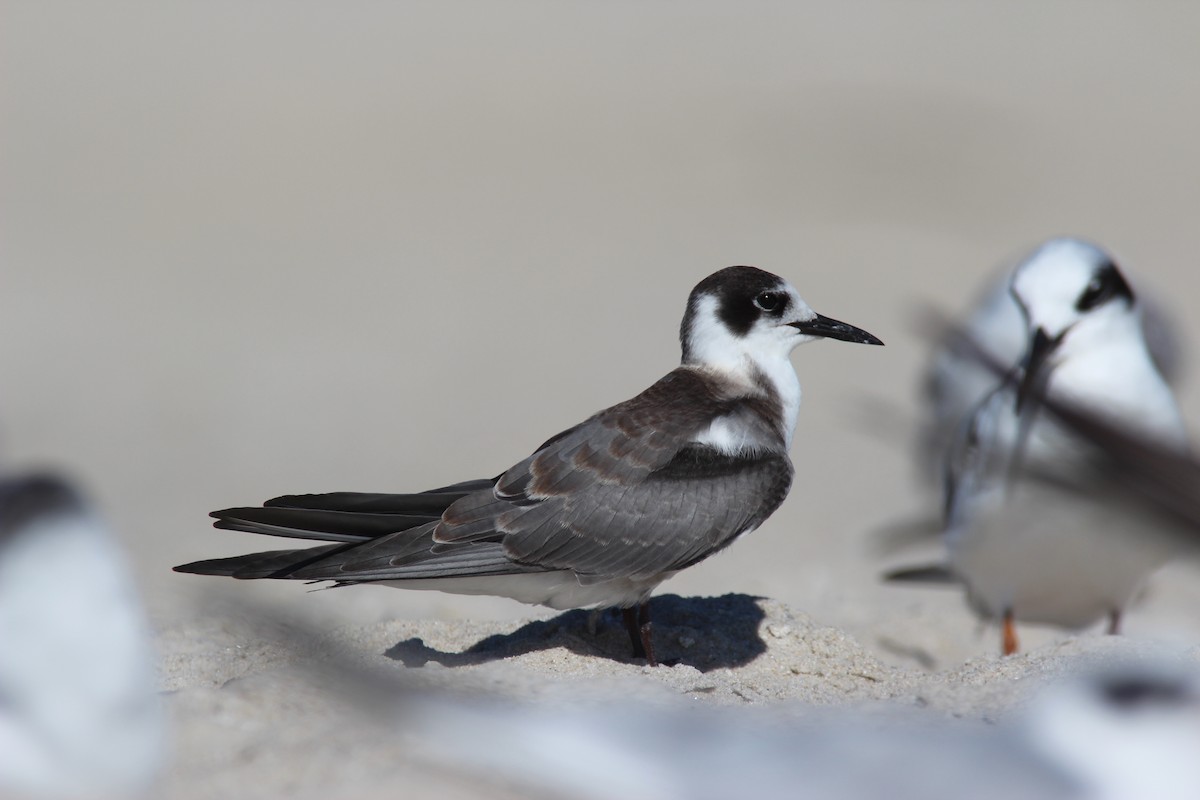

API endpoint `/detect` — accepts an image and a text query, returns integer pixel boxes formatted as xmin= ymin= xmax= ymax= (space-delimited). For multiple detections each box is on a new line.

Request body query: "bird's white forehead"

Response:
xmin=1010 ymin=238 xmax=1113 ymax=332
xmin=780 ymin=281 xmax=816 ymax=321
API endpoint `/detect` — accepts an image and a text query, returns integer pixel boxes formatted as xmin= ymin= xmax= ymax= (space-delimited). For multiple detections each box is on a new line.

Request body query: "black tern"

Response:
xmin=176 ymin=266 xmax=882 ymax=664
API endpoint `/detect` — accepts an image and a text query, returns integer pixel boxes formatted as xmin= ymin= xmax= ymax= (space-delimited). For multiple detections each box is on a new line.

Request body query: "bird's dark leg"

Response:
xmin=1107 ymin=609 xmax=1122 ymax=636
xmin=622 ymin=602 xmax=658 ymax=666
xmin=622 ymin=607 xmax=645 ymax=658
xmin=637 ymin=601 xmax=658 ymax=667
xmin=1001 ymin=608 xmax=1019 ymax=656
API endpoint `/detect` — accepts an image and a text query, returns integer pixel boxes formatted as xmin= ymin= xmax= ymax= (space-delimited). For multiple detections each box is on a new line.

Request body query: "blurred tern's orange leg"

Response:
xmin=1002 ymin=609 xmax=1019 ymax=656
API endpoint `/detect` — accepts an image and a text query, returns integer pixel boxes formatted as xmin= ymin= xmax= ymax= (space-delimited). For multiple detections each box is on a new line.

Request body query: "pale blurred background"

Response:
xmin=3 ymin=2 xmax=1200 ymax=663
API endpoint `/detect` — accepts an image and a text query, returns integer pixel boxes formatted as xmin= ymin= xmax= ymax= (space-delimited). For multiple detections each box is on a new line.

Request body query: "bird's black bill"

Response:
xmin=1016 ymin=326 xmax=1064 ymax=413
xmin=790 ymin=314 xmax=884 ymax=345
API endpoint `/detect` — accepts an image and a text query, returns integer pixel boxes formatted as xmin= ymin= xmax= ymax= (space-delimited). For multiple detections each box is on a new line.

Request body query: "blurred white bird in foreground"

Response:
xmin=1028 ymin=661 xmax=1200 ymax=800
xmin=400 ymin=659 xmax=1200 ymax=800
xmin=891 ymin=239 xmax=1190 ymax=654
xmin=0 ymin=473 xmax=163 ymax=797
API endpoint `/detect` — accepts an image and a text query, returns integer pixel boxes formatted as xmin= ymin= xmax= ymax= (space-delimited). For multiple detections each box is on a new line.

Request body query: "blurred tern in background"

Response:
xmin=176 ymin=266 xmax=882 ymax=665
xmin=889 ymin=239 xmax=1191 ymax=654
xmin=0 ymin=473 xmax=163 ymax=797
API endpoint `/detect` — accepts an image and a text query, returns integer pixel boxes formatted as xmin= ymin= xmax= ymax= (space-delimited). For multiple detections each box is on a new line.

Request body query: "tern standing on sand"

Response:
xmin=892 ymin=239 xmax=1189 ymax=655
xmin=177 ymin=266 xmax=882 ymax=664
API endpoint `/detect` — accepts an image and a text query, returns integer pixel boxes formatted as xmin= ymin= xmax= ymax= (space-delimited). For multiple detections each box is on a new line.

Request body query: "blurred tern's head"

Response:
xmin=1008 ymin=239 xmax=1141 ymax=409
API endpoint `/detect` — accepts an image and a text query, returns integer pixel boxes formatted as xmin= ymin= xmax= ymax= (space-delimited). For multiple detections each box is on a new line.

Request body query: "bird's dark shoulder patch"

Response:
xmin=653 ymin=444 xmax=788 ymax=481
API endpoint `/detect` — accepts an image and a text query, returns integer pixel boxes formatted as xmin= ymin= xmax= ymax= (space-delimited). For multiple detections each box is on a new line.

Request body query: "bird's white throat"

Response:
xmin=684 ymin=295 xmax=803 ymax=450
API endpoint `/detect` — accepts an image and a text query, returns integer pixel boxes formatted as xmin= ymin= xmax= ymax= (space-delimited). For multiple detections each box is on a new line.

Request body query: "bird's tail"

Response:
xmin=174 ymin=478 xmax=499 ymax=580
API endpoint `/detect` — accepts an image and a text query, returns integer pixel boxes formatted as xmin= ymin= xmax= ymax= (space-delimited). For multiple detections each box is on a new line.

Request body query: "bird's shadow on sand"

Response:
xmin=383 ymin=593 xmax=766 ymax=673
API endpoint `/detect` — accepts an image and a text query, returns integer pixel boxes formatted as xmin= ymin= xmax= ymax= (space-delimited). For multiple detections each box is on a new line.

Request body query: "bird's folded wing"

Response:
xmin=184 ymin=368 xmax=794 ymax=584
xmin=429 ymin=368 xmax=793 ymax=580
xmin=502 ymin=448 xmax=793 ymax=580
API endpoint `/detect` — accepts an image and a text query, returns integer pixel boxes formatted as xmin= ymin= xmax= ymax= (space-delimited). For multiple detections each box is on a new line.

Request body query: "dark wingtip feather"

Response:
xmin=261 ymin=485 xmax=492 ymax=515
xmin=173 ymin=541 xmax=350 ymax=579
xmin=882 ymin=564 xmax=959 ymax=584
xmin=210 ymin=507 xmax=258 ymax=522
xmin=209 ymin=506 xmax=439 ymax=543
xmin=173 ymin=558 xmax=238 ymax=577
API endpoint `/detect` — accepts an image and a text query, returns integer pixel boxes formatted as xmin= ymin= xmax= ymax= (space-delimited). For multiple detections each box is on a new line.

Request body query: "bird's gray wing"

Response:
xmin=430 ymin=368 xmax=793 ymax=580
xmin=265 ymin=368 xmax=741 ymax=581
xmin=496 ymin=446 xmax=792 ymax=580
xmin=184 ymin=368 xmax=792 ymax=584
xmin=286 ymin=450 xmax=793 ymax=584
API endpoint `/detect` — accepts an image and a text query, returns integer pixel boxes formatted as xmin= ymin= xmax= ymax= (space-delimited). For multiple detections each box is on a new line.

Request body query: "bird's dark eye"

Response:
xmin=1077 ymin=277 xmax=1110 ymax=311
xmin=1076 ymin=262 xmax=1134 ymax=312
xmin=754 ymin=291 xmax=784 ymax=313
